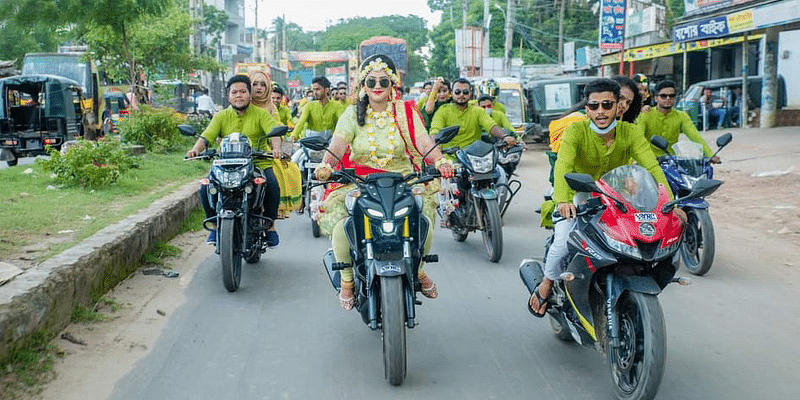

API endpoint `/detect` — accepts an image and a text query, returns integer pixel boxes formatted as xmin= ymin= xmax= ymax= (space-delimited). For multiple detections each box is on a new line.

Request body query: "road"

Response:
xmin=44 ymin=132 xmax=800 ymax=400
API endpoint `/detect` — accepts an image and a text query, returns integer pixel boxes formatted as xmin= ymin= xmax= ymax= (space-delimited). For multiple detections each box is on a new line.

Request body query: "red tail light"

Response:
xmin=254 ymin=177 xmax=266 ymax=185
xmin=200 ymin=178 xmax=210 ymax=185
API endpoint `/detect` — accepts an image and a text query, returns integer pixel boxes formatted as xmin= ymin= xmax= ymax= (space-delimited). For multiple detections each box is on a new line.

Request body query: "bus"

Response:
xmin=358 ymin=37 xmax=408 ymax=84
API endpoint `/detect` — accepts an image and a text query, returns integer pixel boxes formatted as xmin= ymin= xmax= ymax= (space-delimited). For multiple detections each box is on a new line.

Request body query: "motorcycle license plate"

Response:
xmin=213 ymin=158 xmax=249 ymax=166
xmin=634 ymin=212 xmax=657 ymax=223
xmin=305 ymin=162 xmax=320 ymax=169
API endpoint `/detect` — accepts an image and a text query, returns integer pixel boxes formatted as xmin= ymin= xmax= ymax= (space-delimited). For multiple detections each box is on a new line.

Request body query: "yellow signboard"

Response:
xmin=601 ymin=33 xmax=763 ymax=64
xmin=727 ymin=9 xmax=755 ymax=33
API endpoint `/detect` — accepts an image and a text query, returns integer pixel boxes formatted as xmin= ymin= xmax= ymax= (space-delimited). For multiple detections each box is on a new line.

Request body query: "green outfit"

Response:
xmin=291 ymin=99 xmax=344 ymax=140
xmin=276 ymin=104 xmax=292 ymax=126
xmin=429 ymin=103 xmax=497 ymax=150
xmin=489 ymin=109 xmax=514 ymax=131
xmin=636 ymin=108 xmax=714 ymax=157
xmin=416 ymin=94 xmax=428 ymax=111
xmin=553 ymin=120 xmax=671 ymax=204
xmin=201 ymin=105 xmax=280 ymax=169
xmin=320 ymin=104 xmax=440 ymax=282
xmin=419 ymin=99 xmax=451 ymax=131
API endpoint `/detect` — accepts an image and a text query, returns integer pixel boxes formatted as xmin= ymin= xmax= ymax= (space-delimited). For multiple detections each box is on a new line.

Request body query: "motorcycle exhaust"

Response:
xmin=322 ymin=249 xmax=341 ymax=290
xmin=518 ymin=259 xmax=544 ymax=294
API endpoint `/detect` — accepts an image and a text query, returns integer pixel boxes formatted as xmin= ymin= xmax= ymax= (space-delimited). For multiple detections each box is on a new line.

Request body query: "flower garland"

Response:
xmin=358 ymin=57 xmax=399 ymax=85
xmin=365 ymin=106 xmax=399 ymax=168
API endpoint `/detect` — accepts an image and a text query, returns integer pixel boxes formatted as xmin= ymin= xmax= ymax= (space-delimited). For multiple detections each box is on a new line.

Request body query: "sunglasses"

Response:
xmin=366 ymin=77 xmax=391 ymax=89
xmin=586 ymin=100 xmax=616 ymax=111
xmin=453 ymin=89 xmax=470 ymax=95
xmin=658 ymin=93 xmax=677 ymax=99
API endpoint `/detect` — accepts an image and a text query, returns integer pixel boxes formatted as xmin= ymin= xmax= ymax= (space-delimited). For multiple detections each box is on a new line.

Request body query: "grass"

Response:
xmin=140 ymin=242 xmax=182 ymax=266
xmin=0 ymin=330 xmax=59 ymax=399
xmin=0 ymin=151 xmax=209 ymax=261
xmin=71 ymin=296 xmax=124 ymax=323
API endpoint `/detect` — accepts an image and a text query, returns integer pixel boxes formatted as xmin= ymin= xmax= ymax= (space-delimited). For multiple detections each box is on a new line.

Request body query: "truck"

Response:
xmin=22 ymin=52 xmax=101 ymax=138
xmin=358 ymin=37 xmax=408 ymax=84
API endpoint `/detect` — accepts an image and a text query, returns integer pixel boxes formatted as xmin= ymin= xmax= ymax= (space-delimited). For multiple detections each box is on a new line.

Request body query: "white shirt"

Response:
xmin=196 ymin=94 xmax=216 ymax=113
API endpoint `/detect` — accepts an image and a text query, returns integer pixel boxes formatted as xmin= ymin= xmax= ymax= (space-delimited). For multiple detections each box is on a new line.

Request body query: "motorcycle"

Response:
xmin=651 ymin=133 xmax=731 ymax=276
xmin=441 ymin=136 xmax=505 ymax=262
xmin=300 ymin=126 xmax=459 ymax=386
xmin=181 ymin=124 xmax=288 ymax=292
xmin=519 ymin=164 xmax=722 ymax=400
xmin=496 ymin=142 xmax=524 ymax=217
xmin=295 ymin=129 xmax=332 ymax=237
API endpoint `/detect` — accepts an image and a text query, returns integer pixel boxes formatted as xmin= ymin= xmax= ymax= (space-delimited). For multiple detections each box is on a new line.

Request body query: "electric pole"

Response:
xmin=504 ymin=0 xmax=515 ymax=76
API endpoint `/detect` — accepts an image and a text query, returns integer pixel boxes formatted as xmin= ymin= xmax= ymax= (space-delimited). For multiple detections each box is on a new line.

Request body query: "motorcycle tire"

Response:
xmin=219 ymin=218 xmax=243 ymax=292
xmin=680 ymin=208 xmax=715 ymax=276
xmin=607 ymin=291 xmax=666 ymax=400
xmin=548 ymin=313 xmax=574 ymax=342
xmin=380 ymin=275 xmax=407 ymax=386
xmin=311 ymin=219 xmax=321 ymax=238
xmin=480 ymin=199 xmax=503 ymax=263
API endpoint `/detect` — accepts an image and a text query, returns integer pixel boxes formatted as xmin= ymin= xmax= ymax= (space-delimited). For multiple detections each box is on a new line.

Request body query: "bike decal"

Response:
xmin=565 ymin=285 xmax=597 ymax=341
xmin=639 ymin=222 xmax=656 ymax=237
xmin=634 ymin=212 xmax=657 ymax=223
xmin=379 ymin=264 xmax=402 ymax=274
xmin=213 ymin=158 xmax=249 ymax=166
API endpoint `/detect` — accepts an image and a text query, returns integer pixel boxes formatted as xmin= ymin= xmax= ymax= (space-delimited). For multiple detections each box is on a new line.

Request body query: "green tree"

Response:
xmin=202 ymin=4 xmax=228 ymax=58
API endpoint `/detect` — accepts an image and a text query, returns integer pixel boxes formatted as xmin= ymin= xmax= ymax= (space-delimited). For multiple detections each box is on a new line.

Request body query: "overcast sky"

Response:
xmin=244 ymin=0 xmax=444 ymax=32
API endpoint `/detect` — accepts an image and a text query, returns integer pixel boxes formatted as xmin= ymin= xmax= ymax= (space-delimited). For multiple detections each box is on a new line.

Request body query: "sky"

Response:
xmin=244 ymin=0 xmax=443 ymax=32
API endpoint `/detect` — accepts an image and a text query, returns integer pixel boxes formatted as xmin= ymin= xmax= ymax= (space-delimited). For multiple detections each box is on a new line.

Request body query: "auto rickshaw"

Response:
xmin=523 ymin=76 xmax=596 ymax=143
xmin=102 ymin=90 xmax=130 ymax=135
xmin=0 ymin=74 xmax=90 ymax=165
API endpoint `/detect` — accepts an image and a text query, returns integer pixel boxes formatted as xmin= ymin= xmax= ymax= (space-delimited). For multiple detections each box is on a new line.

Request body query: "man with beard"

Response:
xmin=429 ymin=77 xmax=517 ymax=150
xmin=186 ymin=75 xmax=284 ymax=246
xmin=291 ymin=76 xmax=344 ymax=141
xmin=637 ymin=80 xmax=720 ymax=163
xmin=527 ymin=78 xmax=675 ymax=317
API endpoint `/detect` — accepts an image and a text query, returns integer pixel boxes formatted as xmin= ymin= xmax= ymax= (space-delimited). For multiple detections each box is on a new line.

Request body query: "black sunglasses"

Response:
xmin=586 ymin=100 xmax=616 ymax=111
xmin=658 ymin=93 xmax=677 ymax=99
xmin=453 ymin=89 xmax=470 ymax=95
xmin=366 ymin=77 xmax=391 ymax=89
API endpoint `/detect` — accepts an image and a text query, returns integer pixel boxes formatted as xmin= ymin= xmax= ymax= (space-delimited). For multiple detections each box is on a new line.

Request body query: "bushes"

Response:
xmin=38 ymin=138 xmax=135 ymax=188
xmin=117 ymin=106 xmax=190 ymax=152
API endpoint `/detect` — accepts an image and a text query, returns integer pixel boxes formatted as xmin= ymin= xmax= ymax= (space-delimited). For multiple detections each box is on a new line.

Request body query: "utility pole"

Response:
xmin=254 ymin=0 xmax=259 ymax=63
xmin=462 ymin=0 xmax=468 ymax=29
xmin=504 ymin=0 xmax=515 ymax=76
xmin=558 ymin=0 xmax=566 ymax=65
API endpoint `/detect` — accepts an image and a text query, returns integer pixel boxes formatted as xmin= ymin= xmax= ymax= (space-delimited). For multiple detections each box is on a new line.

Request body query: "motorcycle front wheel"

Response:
xmin=480 ymin=199 xmax=503 ymax=263
xmin=380 ymin=275 xmax=407 ymax=386
xmin=219 ymin=218 xmax=243 ymax=292
xmin=680 ymin=208 xmax=715 ymax=276
xmin=607 ymin=291 xmax=666 ymax=400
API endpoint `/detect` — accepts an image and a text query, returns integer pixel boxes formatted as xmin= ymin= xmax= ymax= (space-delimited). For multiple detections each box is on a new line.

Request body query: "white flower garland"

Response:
xmin=365 ymin=106 xmax=399 ymax=168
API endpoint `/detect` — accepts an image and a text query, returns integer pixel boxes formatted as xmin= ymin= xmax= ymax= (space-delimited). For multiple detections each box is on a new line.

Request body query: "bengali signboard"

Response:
xmin=683 ymin=0 xmax=759 ymax=17
xmin=598 ymin=0 xmax=626 ymax=50
xmin=673 ymin=17 xmax=730 ymax=42
xmin=676 ymin=0 xmax=800 ymax=41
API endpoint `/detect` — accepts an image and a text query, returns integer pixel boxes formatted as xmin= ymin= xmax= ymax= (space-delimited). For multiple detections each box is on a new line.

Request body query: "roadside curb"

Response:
xmin=0 ymin=182 xmax=199 ymax=360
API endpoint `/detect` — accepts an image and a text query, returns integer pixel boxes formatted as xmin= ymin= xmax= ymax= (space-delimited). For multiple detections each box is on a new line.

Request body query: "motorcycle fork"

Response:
xmin=605 ymin=273 xmax=621 ymax=349
xmin=473 ymin=196 xmax=485 ymax=230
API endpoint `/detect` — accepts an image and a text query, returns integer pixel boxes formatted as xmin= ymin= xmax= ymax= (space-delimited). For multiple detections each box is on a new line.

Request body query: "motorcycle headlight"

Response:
xmin=214 ymin=167 xmax=247 ymax=189
xmin=467 ymin=153 xmax=495 ymax=173
xmin=603 ymin=231 xmax=641 ymax=259
xmin=365 ymin=207 xmax=384 ymax=218
xmin=393 ymin=206 xmax=410 ymax=218
xmin=499 ymin=152 xmax=520 ymax=164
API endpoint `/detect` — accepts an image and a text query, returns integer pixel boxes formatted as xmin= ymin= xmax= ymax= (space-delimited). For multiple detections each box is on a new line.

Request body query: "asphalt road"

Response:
xmin=109 ymin=139 xmax=800 ymax=400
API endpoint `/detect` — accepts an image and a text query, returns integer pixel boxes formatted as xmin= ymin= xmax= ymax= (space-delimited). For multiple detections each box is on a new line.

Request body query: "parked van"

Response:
xmin=524 ymin=76 xmax=596 ymax=142
xmin=677 ymin=75 xmax=787 ymax=129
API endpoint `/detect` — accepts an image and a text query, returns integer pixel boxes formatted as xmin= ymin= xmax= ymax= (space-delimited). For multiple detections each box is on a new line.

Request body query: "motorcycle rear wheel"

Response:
xmin=607 ymin=291 xmax=666 ymax=400
xmin=480 ymin=199 xmax=503 ymax=263
xmin=380 ymin=275 xmax=407 ymax=386
xmin=680 ymin=208 xmax=715 ymax=276
xmin=219 ymin=218 xmax=243 ymax=292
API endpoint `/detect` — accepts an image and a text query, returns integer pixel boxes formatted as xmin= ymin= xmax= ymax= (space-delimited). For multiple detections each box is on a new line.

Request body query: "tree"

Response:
xmin=202 ymin=4 xmax=228 ymax=58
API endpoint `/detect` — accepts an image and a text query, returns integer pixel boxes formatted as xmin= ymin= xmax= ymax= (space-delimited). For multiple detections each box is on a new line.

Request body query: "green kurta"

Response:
xmin=636 ymin=108 xmax=714 ymax=157
xmin=201 ymin=105 xmax=281 ymax=169
xmin=554 ymin=120 xmax=671 ymax=204
xmin=429 ymin=103 xmax=497 ymax=150
xmin=291 ymin=99 xmax=344 ymax=140
xmin=489 ymin=109 xmax=514 ymax=131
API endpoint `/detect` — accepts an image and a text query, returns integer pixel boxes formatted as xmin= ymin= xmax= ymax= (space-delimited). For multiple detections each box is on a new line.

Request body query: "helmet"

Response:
xmin=219 ymin=133 xmax=252 ymax=158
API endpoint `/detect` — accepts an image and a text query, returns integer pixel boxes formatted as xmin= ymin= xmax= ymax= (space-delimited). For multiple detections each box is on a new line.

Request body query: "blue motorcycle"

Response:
xmin=651 ymin=132 xmax=732 ymax=276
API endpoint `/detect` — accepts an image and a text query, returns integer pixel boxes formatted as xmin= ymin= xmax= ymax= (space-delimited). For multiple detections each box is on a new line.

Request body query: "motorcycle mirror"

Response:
xmin=661 ymin=178 xmax=723 ymax=213
xmin=299 ymin=135 xmax=330 ymax=151
xmin=716 ymin=132 xmax=733 ymax=148
xmin=178 ymin=124 xmax=196 ymax=137
xmin=267 ymin=125 xmax=290 ymax=138
xmin=435 ymin=125 xmax=460 ymax=145
xmin=564 ymin=173 xmax=600 ymax=193
xmin=650 ymin=135 xmax=669 ymax=152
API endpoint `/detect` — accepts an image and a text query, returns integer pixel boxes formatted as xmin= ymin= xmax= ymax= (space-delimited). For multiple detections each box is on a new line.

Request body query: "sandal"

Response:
xmin=339 ymin=280 xmax=355 ymax=310
xmin=419 ymin=275 xmax=438 ymax=299
xmin=527 ymin=282 xmax=550 ymax=318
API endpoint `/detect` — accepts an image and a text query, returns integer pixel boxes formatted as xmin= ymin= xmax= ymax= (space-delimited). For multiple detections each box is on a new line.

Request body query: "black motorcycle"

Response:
xmin=296 ymin=129 xmax=332 ymax=237
xmin=442 ymin=136 xmax=505 ymax=262
xmin=181 ymin=125 xmax=288 ymax=292
xmin=300 ymin=126 xmax=458 ymax=386
xmin=497 ymin=142 xmax=524 ymax=217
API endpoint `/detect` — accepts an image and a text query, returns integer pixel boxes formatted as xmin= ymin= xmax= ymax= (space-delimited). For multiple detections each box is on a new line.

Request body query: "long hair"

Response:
xmin=611 ymin=75 xmax=643 ymax=123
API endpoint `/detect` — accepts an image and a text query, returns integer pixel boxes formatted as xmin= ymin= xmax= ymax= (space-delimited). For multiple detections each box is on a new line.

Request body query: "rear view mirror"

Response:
xmin=178 ymin=124 xmax=196 ymax=137
xmin=662 ymin=178 xmax=723 ymax=213
xmin=299 ymin=135 xmax=330 ymax=151
xmin=268 ymin=125 xmax=289 ymax=138
xmin=435 ymin=125 xmax=459 ymax=145
xmin=650 ymin=135 xmax=669 ymax=152
xmin=716 ymin=132 xmax=732 ymax=148
xmin=564 ymin=173 xmax=600 ymax=193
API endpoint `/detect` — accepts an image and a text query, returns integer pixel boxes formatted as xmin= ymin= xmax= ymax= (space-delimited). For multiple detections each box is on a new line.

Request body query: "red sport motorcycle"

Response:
xmin=520 ymin=164 xmax=721 ymax=400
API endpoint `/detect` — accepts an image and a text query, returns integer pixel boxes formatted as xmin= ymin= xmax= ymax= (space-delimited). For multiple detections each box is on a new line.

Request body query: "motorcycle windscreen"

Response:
xmin=671 ymin=140 xmax=705 ymax=177
xmin=600 ymin=165 xmax=659 ymax=212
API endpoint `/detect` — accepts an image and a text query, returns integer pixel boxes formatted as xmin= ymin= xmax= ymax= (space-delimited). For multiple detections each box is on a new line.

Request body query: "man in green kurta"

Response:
xmin=637 ymin=80 xmax=721 ymax=163
xmin=429 ymin=78 xmax=516 ymax=150
xmin=528 ymin=78 xmax=678 ymax=318
xmin=270 ymin=85 xmax=293 ymax=127
xmin=477 ymin=95 xmax=517 ymax=135
xmin=186 ymin=75 xmax=284 ymax=247
xmin=291 ymin=76 xmax=344 ymax=141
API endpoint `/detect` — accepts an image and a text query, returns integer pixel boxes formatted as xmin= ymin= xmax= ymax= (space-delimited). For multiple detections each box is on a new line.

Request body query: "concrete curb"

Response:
xmin=0 ymin=182 xmax=199 ymax=360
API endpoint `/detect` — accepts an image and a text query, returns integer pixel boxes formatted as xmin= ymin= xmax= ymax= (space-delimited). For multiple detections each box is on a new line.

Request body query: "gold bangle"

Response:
xmin=315 ymin=163 xmax=333 ymax=174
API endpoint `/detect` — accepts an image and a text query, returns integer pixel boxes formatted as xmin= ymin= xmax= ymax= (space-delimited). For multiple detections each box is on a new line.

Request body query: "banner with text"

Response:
xmin=598 ymin=0 xmax=626 ymax=50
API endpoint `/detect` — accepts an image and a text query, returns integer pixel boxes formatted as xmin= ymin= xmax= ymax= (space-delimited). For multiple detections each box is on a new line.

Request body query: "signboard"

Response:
xmin=599 ymin=0 xmax=626 ymax=49
xmin=287 ymin=69 xmax=314 ymax=87
xmin=683 ymin=0 xmax=759 ymax=18
xmin=673 ymin=17 xmax=730 ymax=42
